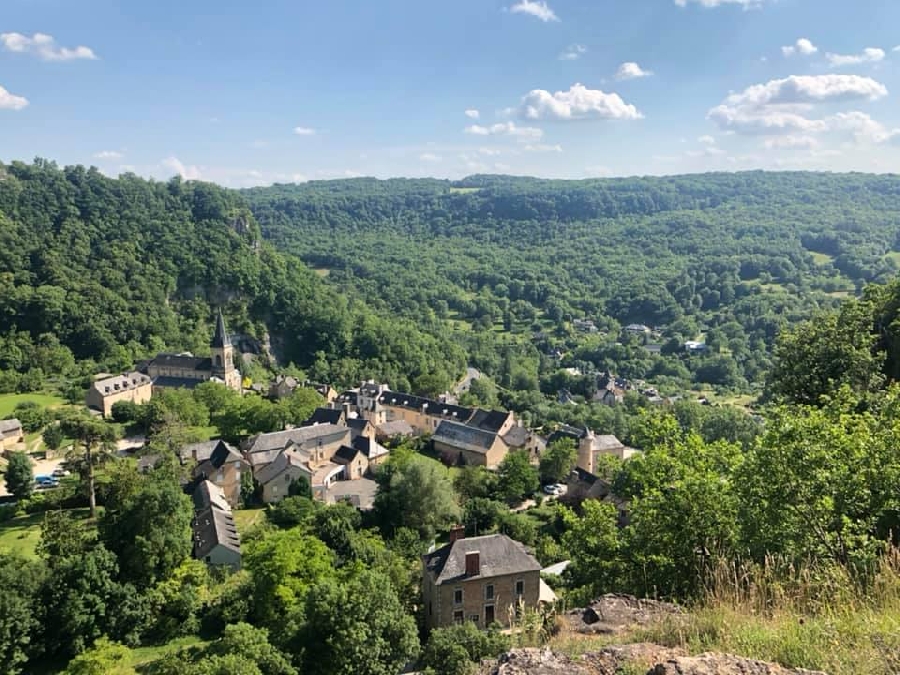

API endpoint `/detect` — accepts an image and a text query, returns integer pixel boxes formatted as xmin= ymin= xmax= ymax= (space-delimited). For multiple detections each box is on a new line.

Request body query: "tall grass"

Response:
xmin=550 ymin=551 xmax=900 ymax=674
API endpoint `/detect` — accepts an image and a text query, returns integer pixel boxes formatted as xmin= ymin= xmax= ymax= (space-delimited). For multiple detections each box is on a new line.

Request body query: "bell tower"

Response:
xmin=210 ymin=310 xmax=241 ymax=391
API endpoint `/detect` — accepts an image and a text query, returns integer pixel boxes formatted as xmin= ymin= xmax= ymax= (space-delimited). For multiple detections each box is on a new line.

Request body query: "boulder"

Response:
xmin=566 ymin=593 xmax=682 ymax=635
xmin=648 ymin=652 xmax=827 ymax=675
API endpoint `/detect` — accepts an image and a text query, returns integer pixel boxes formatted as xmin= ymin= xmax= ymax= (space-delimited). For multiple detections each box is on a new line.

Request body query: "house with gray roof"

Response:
xmin=242 ymin=424 xmax=350 ymax=471
xmin=182 ymin=439 xmax=248 ymax=508
xmin=422 ymin=532 xmax=544 ymax=630
xmin=433 ymin=419 xmax=509 ymax=469
xmin=0 ymin=418 xmax=24 ymax=452
xmin=193 ymin=506 xmax=241 ymax=570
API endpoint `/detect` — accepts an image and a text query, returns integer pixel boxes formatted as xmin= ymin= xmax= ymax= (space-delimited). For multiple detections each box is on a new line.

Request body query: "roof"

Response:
xmin=181 ymin=439 xmax=241 ymax=465
xmin=192 ymin=480 xmax=231 ymax=512
xmin=91 ymin=371 xmax=152 ymax=396
xmin=377 ymin=392 xmax=473 ymax=422
xmin=148 ymin=354 xmax=213 ymax=372
xmin=467 ymin=409 xmax=512 ymax=433
xmin=243 ymin=424 xmax=349 ymax=455
xmin=502 ymin=425 xmax=529 ymax=448
xmin=326 ymin=477 xmax=378 ymax=510
xmin=547 ymin=424 xmax=587 ymax=446
xmin=376 ymin=420 xmax=414 ymax=438
xmin=347 ymin=417 xmax=370 ymax=437
xmin=433 ymin=420 xmax=499 ymax=453
xmin=136 ymin=454 xmax=161 ymax=472
xmin=352 ymin=435 xmax=389 ymax=460
xmin=423 ymin=534 xmax=542 ymax=585
xmin=0 ymin=418 xmax=23 ymax=435
xmin=302 ymin=407 xmax=344 ymax=426
xmin=336 ymin=390 xmax=358 ymax=406
xmin=193 ymin=506 xmax=241 ymax=558
xmin=541 ymin=560 xmax=571 ymax=576
xmin=255 ymin=449 xmax=310 ymax=485
xmin=333 ymin=444 xmax=363 ymax=464
xmin=211 ymin=310 xmax=231 ymax=349
xmin=588 ymin=434 xmax=627 ymax=453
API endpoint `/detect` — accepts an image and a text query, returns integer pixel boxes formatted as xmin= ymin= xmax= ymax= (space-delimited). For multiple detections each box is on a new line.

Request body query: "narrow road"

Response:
xmin=453 ymin=367 xmax=481 ymax=396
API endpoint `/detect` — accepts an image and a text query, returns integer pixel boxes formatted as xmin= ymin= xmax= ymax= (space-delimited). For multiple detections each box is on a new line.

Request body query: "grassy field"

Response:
xmin=810 ymin=251 xmax=835 ymax=265
xmin=0 ymin=508 xmax=93 ymax=558
xmin=0 ymin=392 xmax=65 ymax=419
xmin=125 ymin=635 xmax=207 ymax=669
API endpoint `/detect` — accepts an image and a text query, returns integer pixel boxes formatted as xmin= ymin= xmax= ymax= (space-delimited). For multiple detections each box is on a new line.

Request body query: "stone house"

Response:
xmin=85 ymin=371 xmax=153 ymax=417
xmin=191 ymin=480 xmax=241 ymax=570
xmin=0 ymin=418 xmax=24 ymax=452
xmin=254 ymin=446 xmax=344 ymax=503
xmin=549 ymin=426 xmax=638 ymax=475
xmin=143 ymin=311 xmax=242 ymax=392
xmin=181 ymin=439 xmax=248 ymax=508
xmin=433 ymin=420 xmax=509 ymax=469
xmin=422 ymin=532 xmax=543 ymax=630
xmin=242 ymin=424 xmax=351 ymax=472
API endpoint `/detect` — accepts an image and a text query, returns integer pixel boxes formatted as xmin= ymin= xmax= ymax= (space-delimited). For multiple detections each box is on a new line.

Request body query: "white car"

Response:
xmin=542 ymin=484 xmax=563 ymax=496
xmin=52 ymin=468 xmax=71 ymax=478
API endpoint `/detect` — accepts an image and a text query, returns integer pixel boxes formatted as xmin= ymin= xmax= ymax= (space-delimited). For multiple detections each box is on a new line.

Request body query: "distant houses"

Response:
xmin=85 ymin=371 xmax=153 ymax=417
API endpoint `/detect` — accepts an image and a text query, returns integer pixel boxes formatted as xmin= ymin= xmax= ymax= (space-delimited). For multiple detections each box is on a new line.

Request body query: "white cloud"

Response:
xmin=708 ymin=74 xmax=888 ymax=135
xmin=782 ymin=38 xmax=817 ymax=57
xmin=763 ymin=135 xmax=819 ymax=150
xmin=464 ymin=121 xmax=544 ymax=140
xmin=825 ymin=48 xmax=885 ymax=67
xmin=559 ymin=44 xmax=587 ymax=61
xmin=615 ymin=62 xmax=653 ymax=80
xmin=420 ymin=153 xmax=442 ymax=162
xmin=509 ymin=0 xmax=559 ymax=22
xmin=674 ymin=0 xmax=764 ymax=7
xmin=93 ymin=150 xmax=123 ymax=160
xmin=0 ymin=32 xmax=97 ymax=61
xmin=698 ymin=135 xmax=716 ymax=145
xmin=0 ymin=85 xmax=28 ymax=110
xmin=162 ymin=157 xmax=202 ymax=180
xmin=464 ymin=109 xmax=480 ymax=119
xmin=828 ymin=111 xmax=900 ymax=144
xmin=293 ymin=126 xmax=316 ymax=136
xmin=519 ymin=83 xmax=643 ymax=121
xmin=524 ymin=143 xmax=563 ymax=153
xmin=478 ymin=147 xmax=502 ymax=156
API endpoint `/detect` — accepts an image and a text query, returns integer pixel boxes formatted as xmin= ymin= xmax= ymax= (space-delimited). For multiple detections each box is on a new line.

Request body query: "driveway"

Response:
xmin=453 ymin=367 xmax=481 ymax=396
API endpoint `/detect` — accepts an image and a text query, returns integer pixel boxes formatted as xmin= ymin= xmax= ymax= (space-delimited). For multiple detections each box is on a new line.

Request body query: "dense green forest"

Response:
xmin=0 ymin=160 xmax=464 ymax=394
xmin=246 ymin=172 xmax=900 ymax=403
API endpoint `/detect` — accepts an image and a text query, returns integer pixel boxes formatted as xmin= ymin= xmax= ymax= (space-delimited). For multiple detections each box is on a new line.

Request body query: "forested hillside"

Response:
xmin=0 ymin=160 xmax=463 ymax=392
xmin=246 ymin=172 xmax=900 ymax=400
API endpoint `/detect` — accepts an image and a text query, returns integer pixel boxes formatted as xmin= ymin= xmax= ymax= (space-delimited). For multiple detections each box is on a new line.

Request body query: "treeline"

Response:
xmin=246 ymin=172 xmax=900 ymax=393
xmin=0 ymin=160 xmax=464 ymax=392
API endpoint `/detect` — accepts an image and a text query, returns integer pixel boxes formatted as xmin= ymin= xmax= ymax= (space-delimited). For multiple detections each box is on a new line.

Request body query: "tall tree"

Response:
xmin=538 ymin=438 xmax=577 ymax=484
xmin=5 ymin=451 xmax=33 ymax=501
xmin=61 ymin=414 xmax=119 ymax=518
xmin=496 ymin=450 xmax=539 ymax=505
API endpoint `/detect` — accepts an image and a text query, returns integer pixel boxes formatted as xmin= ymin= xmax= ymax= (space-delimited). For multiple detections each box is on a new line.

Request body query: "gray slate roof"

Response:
xmin=181 ymin=439 xmax=241 ymax=465
xmin=0 ymin=418 xmax=23 ymax=436
xmin=243 ymin=424 xmax=349 ymax=455
xmin=302 ymin=407 xmax=344 ymax=426
xmin=433 ymin=420 xmax=498 ymax=453
xmin=193 ymin=506 xmax=241 ymax=557
xmin=192 ymin=480 xmax=231 ymax=512
xmin=424 ymin=534 xmax=541 ymax=585
xmin=467 ymin=409 xmax=512 ymax=433
xmin=149 ymin=354 xmax=212 ymax=371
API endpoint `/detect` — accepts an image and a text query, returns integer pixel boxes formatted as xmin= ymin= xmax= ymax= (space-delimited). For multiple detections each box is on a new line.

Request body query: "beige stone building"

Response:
xmin=242 ymin=424 xmax=351 ymax=472
xmin=181 ymin=439 xmax=248 ymax=508
xmin=143 ymin=311 xmax=241 ymax=392
xmin=85 ymin=371 xmax=153 ymax=417
xmin=0 ymin=419 xmax=24 ymax=452
xmin=433 ymin=421 xmax=510 ymax=468
xmin=423 ymin=532 xmax=543 ymax=630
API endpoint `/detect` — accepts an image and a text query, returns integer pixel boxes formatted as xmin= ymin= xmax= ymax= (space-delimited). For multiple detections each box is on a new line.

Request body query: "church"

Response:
xmin=142 ymin=311 xmax=242 ymax=392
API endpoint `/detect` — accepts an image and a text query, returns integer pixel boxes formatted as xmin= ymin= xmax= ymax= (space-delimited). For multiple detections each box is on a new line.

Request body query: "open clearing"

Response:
xmin=0 ymin=393 xmax=65 ymax=419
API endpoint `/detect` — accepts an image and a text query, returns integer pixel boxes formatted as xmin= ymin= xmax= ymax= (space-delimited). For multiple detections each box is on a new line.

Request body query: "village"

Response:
xmin=0 ymin=312 xmax=642 ymax=630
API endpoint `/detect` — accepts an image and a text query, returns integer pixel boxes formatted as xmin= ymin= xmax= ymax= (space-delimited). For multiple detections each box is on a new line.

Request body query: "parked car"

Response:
xmin=542 ymin=483 xmax=563 ymax=496
xmin=52 ymin=467 xmax=71 ymax=477
xmin=35 ymin=475 xmax=60 ymax=489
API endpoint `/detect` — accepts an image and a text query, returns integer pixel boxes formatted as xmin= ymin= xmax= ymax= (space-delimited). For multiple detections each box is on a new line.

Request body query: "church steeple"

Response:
xmin=211 ymin=310 xmax=231 ymax=349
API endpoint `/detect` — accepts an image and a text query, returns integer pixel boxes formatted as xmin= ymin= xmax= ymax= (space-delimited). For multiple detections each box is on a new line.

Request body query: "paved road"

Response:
xmin=453 ymin=367 xmax=481 ymax=396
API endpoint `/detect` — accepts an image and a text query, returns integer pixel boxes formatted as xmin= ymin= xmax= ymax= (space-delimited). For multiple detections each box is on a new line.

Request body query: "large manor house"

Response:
xmin=86 ymin=312 xmax=242 ymax=416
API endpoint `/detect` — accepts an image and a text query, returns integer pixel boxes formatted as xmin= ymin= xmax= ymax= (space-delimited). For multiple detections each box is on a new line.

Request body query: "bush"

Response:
xmin=422 ymin=622 xmax=510 ymax=675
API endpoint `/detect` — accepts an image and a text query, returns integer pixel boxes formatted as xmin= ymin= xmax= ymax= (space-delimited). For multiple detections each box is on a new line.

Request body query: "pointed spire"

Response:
xmin=211 ymin=310 xmax=231 ymax=348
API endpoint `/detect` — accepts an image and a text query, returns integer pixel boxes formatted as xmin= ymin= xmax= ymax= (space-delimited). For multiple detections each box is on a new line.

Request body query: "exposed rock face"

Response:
xmin=486 ymin=649 xmax=827 ymax=675
xmin=647 ymin=653 xmax=827 ymax=674
xmin=565 ymin=593 xmax=683 ymax=635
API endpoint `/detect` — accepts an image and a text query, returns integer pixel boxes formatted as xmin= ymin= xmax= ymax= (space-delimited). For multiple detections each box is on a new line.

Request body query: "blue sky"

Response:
xmin=1 ymin=0 xmax=899 ymax=186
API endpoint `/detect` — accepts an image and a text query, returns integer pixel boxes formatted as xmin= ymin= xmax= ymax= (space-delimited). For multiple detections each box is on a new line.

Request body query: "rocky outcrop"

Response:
xmin=564 ymin=593 xmax=682 ymax=635
xmin=486 ymin=648 xmax=827 ymax=675
xmin=647 ymin=653 xmax=827 ymax=674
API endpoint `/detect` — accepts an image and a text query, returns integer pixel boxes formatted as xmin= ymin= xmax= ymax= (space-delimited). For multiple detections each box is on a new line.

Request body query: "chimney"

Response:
xmin=449 ymin=524 xmax=465 ymax=544
xmin=465 ymin=551 xmax=480 ymax=577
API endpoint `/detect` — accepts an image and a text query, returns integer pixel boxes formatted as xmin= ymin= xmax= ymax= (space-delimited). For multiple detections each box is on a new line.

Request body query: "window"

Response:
xmin=469 ymin=614 xmax=480 ymax=623
xmin=453 ymin=610 xmax=464 ymax=623
xmin=484 ymin=605 xmax=495 ymax=625
xmin=453 ymin=588 xmax=463 ymax=605
xmin=285 ymin=474 xmax=291 ymax=482
xmin=485 ymin=584 xmax=494 ymax=600
xmin=516 ymin=580 xmax=524 ymax=596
